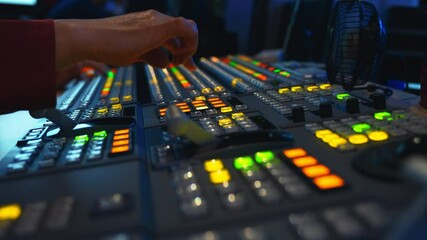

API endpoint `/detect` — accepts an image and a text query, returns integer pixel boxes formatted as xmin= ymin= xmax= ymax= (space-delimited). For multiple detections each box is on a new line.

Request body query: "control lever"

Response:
xmin=29 ymin=108 xmax=77 ymax=131
xmin=166 ymin=105 xmax=220 ymax=152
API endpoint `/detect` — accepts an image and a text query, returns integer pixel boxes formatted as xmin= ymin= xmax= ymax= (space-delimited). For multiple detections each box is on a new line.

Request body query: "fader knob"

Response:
xmin=346 ymin=97 xmax=360 ymax=114
xmin=371 ymin=93 xmax=386 ymax=109
xmin=319 ymin=101 xmax=332 ymax=118
xmin=292 ymin=105 xmax=305 ymax=122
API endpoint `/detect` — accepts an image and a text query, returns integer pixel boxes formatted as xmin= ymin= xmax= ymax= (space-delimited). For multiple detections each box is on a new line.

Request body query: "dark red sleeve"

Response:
xmin=0 ymin=19 xmax=56 ymax=114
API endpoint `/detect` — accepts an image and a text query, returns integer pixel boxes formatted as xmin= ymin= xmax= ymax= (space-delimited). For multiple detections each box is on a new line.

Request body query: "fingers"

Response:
xmin=140 ymin=48 xmax=170 ymax=68
xmin=159 ymin=17 xmax=198 ymax=68
xmin=80 ymin=60 xmax=109 ymax=74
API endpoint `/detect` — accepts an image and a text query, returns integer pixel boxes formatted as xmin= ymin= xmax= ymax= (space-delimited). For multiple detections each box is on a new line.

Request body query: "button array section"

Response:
xmin=110 ymin=129 xmax=132 ymax=155
xmin=288 ymin=201 xmax=390 ymax=240
xmin=17 ymin=127 xmax=48 ymax=146
xmin=283 ymin=148 xmax=345 ymax=190
xmin=0 ymin=197 xmax=75 ymax=238
xmin=158 ymin=96 xmax=242 ymax=119
xmin=204 ymin=159 xmax=247 ymax=211
xmin=199 ymin=112 xmax=259 ymax=135
xmin=305 ymin=109 xmax=425 ymax=151
xmin=172 ymin=165 xmax=209 ymax=219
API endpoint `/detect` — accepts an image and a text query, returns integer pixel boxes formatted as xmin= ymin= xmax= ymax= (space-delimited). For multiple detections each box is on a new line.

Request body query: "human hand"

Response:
xmin=54 ymin=10 xmax=198 ymax=70
xmin=55 ymin=60 xmax=108 ymax=90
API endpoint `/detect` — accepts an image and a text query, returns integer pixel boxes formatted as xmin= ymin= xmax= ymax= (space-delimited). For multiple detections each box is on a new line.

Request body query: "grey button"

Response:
xmin=180 ymin=197 xmax=209 ymax=219
xmin=221 ymin=192 xmax=246 ymax=211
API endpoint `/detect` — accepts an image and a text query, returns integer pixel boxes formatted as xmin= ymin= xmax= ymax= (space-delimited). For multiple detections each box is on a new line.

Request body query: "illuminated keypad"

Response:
xmin=110 ymin=129 xmax=131 ymax=155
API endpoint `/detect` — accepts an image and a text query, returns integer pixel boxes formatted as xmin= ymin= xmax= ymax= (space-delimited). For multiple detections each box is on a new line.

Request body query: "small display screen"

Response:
xmin=0 ymin=0 xmax=37 ymax=6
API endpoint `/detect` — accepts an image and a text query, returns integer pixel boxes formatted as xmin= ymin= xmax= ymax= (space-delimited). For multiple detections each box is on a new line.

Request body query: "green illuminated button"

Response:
xmin=93 ymin=131 xmax=107 ymax=138
xmin=74 ymin=135 xmax=89 ymax=142
xmin=336 ymin=93 xmax=350 ymax=100
xmin=374 ymin=111 xmax=392 ymax=120
xmin=234 ymin=156 xmax=254 ymax=170
xmin=255 ymin=151 xmax=275 ymax=164
xmin=352 ymin=123 xmax=371 ymax=133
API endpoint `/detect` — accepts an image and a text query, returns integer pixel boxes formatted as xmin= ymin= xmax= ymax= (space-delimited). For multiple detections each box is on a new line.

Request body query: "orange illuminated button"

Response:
xmin=113 ymin=134 xmax=129 ymax=141
xmin=111 ymin=145 xmax=130 ymax=154
xmin=292 ymin=156 xmax=318 ymax=168
xmin=302 ymin=164 xmax=330 ymax=178
xmin=283 ymin=148 xmax=307 ymax=159
xmin=313 ymin=174 xmax=345 ymax=190
xmin=175 ymin=102 xmax=188 ymax=107
xmin=113 ymin=139 xmax=129 ymax=147
xmin=115 ymin=129 xmax=129 ymax=135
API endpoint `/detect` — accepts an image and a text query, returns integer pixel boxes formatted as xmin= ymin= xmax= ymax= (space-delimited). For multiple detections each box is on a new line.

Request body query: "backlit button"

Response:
xmin=0 ymin=204 xmax=21 ymax=220
xmin=218 ymin=118 xmax=233 ymax=126
xmin=234 ymin=156 xmax=254 ymax=170
xmin=221 ymin=192 xmax=246 ymax=211
xmin=368 ymin=131 xmax=389 ymax=142
xmin=112 ymin=139 xmax=129 ymax=147
xmin=293 ymin=156 xmax=318 ymax=168
xmin=180 ymin=197 xmax=208 ymax=218
xmin=111 ymin=145 xmax=130 ymax=154
xmin=348 ymin=134 xmax=369 ymax=145
xmin=115 ymin=129 xmax=129 ymax=135
xmin=315 ymin=129 xmax=333 ymax=139
xmin=255 ymin=151 xmax=275 ymax=164
xmin=328 ymin=138 xmax=348 ymax=148
xmin=352 ymin=123 xmax=371 ymax=133
xmin=204 ymin=159 xmax=224 ymax=172
xmin=209 ymin=170 xmax=231 ymax=184
xmin=113 ymin=134 xmax=129 ymax=141
xmin=215 ymin=181 xmax=237 ymax=194
xmin=220 ymin=106 xmax=233 ymax=113
xmin=313 ymin=175 xmax=345 ymax=190
xmin=283 ymin=148 xmax=307 ymax=159
xmin=302 ymin=165 xmax=330 ymax=178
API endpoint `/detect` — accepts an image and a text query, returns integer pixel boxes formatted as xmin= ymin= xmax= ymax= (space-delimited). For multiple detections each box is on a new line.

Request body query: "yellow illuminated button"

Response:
xmin=218 ymin=118 xmax=233 ymax=126
xmin=112 ymin=139 xmax=129 ymax=147
xmin=201 ymin=88 xmax=212 ymax=94
xmin=328 ymin=138 xmax=348 ymax=148
xmin=111 ymin=104 xmax=122 ymax=110
xmin=319 ymin=84 xmax=332 ymax=90
xmin=278 ymin=88 xmax=290 ymax=94
xmin=220 ymin=106 xmax=233 ymax=113
xmin=113 ymin=134 xmax=129 ymax=141
xmin=368 ymin=131 xmax=389 ymax=142
xmin=231 ymin=112 xmax=245 ymax=119
xmin=302 ymin=164 xmax=331 ymax=178
xmin=111 ymin=145 xmax=130 ymax=154
xmin=283 ymin=148 xmax=307 ymax=159
xmin=306 ymin=86 xmax=319 ymax=92
xmin=293 ymin=156 xmax=318 ymax=168
xmin=110 ymin=97 xmax=120 ymax=103
xmin=204 ymin=159 xmax=224 ymax=172
xmin=97 ymin=107 xmax=108 ymax=113
xmin=115 ymin=129 xmax=129 ymax=135
xmin=291 ymin=86 xmax=303 ymax=92
xmin=214 ymin=86 xmax=225 ymax=92
xmin=315 ymin=129 xmax=333 ymax=139
xmin=209 ymin=169 xmax=231 ymax=184
xmin=231 ymin=78 xmax=243 ymax=88
xmin=348 ymin=134 xmax=369 ymax=145
xmin=195 ymin=96 xmax=206 ymax=101
xmin=322 ymin=133 xmax=340 ymax=143
xmin=123 ymin=95 xmax=132 ymax=101
xmin=313 ymin=174 xmax=345 ymax=190
xmin=0 ymin=204 xmax=21 ymax=221
xmin=196 ymin=106 xmax=209 ymax=110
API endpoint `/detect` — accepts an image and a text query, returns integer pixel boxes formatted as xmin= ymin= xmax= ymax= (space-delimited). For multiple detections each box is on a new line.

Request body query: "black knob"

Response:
xmin=346 ymin=97 xmax=359 ymax=114
xmin=319 ymin=101 xmax=332 ymax=118
xmin=371 ymin=93 xmax=386 ymax=109
xmin=292 ymin=105 xmax=305 ymax=122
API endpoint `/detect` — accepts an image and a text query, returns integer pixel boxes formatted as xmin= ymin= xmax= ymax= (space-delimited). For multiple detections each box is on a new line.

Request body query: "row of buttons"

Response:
xmin=172 ymin=165 xmax=209 ymax=219
xmin=158 ymin=96 xmax=234 ymax=117
xmin=0 ymin=197 xmax=74 ymax=238
xmin=283 ymin=148 xmax=345 ymax=190
xmin=289 ymin=201 xmax=389 ymax=240
xmin=199 ymin=112 xmax=258 ymax=136
xmin=204 ymin=159 xmax=247 ymax=210
xmin=182 ymin=201 xmax=388 ymax=240
xmin=304 ymin=110 xmax=423 ymax=151
xmin=17 ymin=127 xmax=48 ymax=146
xmin=110 ymin=129 xmax=132 ymax=155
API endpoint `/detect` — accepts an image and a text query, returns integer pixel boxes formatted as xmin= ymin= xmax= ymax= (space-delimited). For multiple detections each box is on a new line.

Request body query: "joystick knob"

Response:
xmin=292 ymin=105 xmax=305 ymax=122
xmin=346 ymin=97 xmax=360 ymax=114
xmin=371 ymin=93 xmax=386 ymax=109
xmin=319 ymin=101 xmax=332 ymax=118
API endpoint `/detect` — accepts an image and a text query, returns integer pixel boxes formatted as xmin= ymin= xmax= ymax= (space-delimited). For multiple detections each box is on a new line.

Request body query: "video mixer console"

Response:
xmin=0 ymin=55 xmax=426 ymax=240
